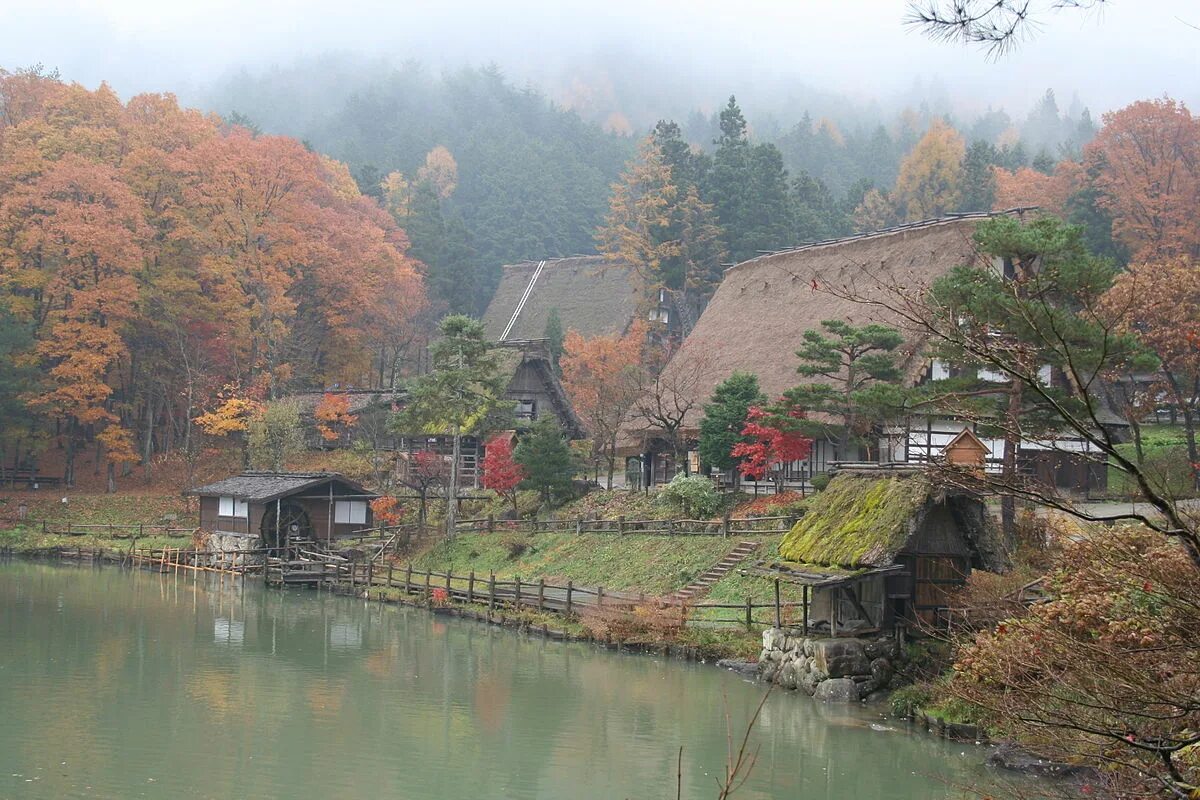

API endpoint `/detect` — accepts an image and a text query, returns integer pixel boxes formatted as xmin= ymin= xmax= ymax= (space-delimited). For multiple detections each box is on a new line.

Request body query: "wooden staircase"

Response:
xmin=670 ymin=541 xmax=761 ymax=604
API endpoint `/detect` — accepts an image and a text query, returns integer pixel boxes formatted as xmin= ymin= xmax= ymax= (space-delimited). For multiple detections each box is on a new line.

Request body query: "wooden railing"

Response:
xmin=451 ymin=512 xmax=802 ymax=537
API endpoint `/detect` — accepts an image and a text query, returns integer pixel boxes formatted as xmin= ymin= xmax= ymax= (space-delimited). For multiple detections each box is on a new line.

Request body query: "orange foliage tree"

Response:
xmin=1084 ymin=98 xmax=1200 ymax=261
xmin=314 ymin=393 xmax=359 ymax=443
xmin=0 ymin=69 xmax=429 ymax=488
xmin=560 ymin=321 xmax=646 ymax=488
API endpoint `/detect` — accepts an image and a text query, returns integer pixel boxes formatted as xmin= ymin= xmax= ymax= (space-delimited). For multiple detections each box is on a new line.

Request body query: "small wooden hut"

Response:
xmin=771 ymin=466 xmax=1007 ymax=632
xmin=188 ymin=472 xmax=377 ymax=547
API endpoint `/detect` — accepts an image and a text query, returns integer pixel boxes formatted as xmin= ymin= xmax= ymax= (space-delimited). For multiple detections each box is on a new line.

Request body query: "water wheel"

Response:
xmin=260 ymin=502 xmax=313 ymax=548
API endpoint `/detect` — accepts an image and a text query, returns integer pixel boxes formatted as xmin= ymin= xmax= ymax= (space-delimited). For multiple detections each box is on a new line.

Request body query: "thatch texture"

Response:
xmin=620 ymin=215 xmax=1005 ymax=442
xmin=781 ymin=473 xmax=930 ymax=567
xmin=780 ymin=468 xmax=1008 ymax=572
xmin=481 ymin=256 xmax=640 ymax=341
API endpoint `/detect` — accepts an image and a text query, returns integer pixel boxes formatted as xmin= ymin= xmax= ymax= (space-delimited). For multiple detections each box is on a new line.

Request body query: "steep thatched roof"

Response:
xmin=481 ymin=256 xmax=640 ymax=342
xmin=779 ymin=468 xmax=1007 ymax=572
xmin=186 ymin=472 xmax=373 ymax=502
xmin=620 ymin=214 xmax=1018 ymax=443
xmin=287 ymin=389 xmax=404 ymax=417
xmin=493 ymin=341 xmax=586 ymax=438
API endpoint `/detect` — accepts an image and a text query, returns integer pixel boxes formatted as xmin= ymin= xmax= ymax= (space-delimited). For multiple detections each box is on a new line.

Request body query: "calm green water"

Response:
xmin=0 ymin=562 xmax=1018 ymax=799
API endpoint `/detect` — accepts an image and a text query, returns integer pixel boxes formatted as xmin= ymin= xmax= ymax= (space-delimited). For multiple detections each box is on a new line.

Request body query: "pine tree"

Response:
xmin=543 ymin=309 xmax=565 ymax=375
xmin=960 ymin=140 xmax=999 ymax=212
xmin=515 ymin=417 xmax=578 ymax=505
xmin=395 ymin=315 xmax=509 ymax=534
xmin=697 ymin=372 xmax=765 ymax=479
xmin=781 ymin=321 xmax=906 ymax=459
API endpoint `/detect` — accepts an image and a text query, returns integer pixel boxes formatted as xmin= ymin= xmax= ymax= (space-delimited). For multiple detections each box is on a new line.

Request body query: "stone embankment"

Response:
xmin=757 ymin=628 xmax=900 ymax=702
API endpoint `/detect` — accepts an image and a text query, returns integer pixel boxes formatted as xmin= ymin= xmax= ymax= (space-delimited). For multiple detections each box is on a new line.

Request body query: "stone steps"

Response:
xmin=670 ymin=541 xmax=760 ymax=602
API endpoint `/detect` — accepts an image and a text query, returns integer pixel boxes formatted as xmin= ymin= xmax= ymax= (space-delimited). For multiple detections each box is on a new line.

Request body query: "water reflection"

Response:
xmin=0 ymin=563 xmax=1021 ymax=800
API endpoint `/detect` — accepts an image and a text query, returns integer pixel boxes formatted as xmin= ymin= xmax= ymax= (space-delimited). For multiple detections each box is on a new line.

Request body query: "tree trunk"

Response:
xmin=446 ymin=426 xmax=461 ymax=538
xmin=1163 ymin=369 xmax=1200 ymax=490
xmin=1000 ymin=379 xmax=1023 ymax=549
xmin=606 ymin=433 xmax=617 ymax=490
xmin=106 ymin=462 xmax=116 ymax=494
xmin=64 ymin=422 xmax=76 ymax=488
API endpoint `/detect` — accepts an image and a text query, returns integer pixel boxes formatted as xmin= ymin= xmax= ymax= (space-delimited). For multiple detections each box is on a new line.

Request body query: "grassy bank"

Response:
xmin=409 ymin=530 xmax=736 ymax=594
xmin=0 ymin=491 xmax=195 ymax=552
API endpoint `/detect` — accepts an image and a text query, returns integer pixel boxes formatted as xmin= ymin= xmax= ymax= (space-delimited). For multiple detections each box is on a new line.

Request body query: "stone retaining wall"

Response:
xmin=758 ymin=628 xmax=901 ymax=702
xmin=201 ymin=530 xmax=262 ymax=568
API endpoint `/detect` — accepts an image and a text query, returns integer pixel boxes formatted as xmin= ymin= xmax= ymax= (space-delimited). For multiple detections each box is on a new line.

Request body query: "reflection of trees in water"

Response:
xmin=0 ymin=565 xmax=1003 ymax=800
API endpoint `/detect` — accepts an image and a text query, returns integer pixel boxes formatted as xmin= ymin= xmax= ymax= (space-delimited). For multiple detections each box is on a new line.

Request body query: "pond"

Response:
xmin=0 ymin=561 xmax=1021 ymax=799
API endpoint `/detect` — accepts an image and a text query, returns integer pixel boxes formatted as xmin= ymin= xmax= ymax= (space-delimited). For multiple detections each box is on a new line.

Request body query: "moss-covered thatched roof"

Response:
xmin=780 ymin=472 xmax=932 ymax=567
xmin=780 ymin=470 xmax=1009 ymax=573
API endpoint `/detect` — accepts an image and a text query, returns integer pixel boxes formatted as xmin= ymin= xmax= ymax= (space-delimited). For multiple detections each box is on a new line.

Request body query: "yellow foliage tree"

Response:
xmin=891 ymin=120 xmax=966 ymax=221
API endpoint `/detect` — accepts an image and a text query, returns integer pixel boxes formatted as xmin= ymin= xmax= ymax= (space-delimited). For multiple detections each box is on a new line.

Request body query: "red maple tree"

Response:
xmin=482 ymin=434 xmax=525 ymax=517
xmin=731 ymin=403 xmax=813 ymax=486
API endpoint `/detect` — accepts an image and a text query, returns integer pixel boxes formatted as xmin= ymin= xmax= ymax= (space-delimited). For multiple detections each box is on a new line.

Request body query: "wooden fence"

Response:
xmin=0 ymin=517 xmax=198 ymax=540
xmin=451 ymin=512 xmax=802 ymax=537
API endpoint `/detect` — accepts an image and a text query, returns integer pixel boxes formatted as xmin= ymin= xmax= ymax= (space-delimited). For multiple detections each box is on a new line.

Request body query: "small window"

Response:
xmin=334 ymin=500 xmax=367 ymax=525
xmin=515 ymin=399 xmax=537 ymax=420
xmin=218 ymin=496 xmax=248 ymax=518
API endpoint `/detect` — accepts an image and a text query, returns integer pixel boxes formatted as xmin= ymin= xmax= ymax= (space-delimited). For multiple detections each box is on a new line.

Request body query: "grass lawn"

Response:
xmin=0 ymin=491 xmax=196 ymax=552
xmin=408 ymin=531 xmax=737 ymax=595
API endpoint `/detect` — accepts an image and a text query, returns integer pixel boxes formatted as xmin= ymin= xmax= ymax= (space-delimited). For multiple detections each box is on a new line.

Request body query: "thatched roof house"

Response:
xmin=622 ymin=215 xmax=1008 ymax=447
xmin=482 ymin=256 xmax=642 ymax=342
xmin=774 ymin=466 xmax=1007 ymax=630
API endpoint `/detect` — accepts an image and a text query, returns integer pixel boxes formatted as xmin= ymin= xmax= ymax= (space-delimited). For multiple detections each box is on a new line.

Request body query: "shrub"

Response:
xmin=889 ymin=684 xmax=933 ymax=718
xmin=578 ymin=601 xmax=689 ymax=641
xmin=658 ymin=474 xmax=722 ymax=518
xmin=500 ymin=533 xmax=531 ymax=559
xmin=809 ymin=473 xmax=831 ymax=492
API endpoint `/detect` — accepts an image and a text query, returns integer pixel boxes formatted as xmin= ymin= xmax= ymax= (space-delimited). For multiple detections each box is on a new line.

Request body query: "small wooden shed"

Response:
xmin=942 ymin=429 xmax=990 ymax=472
xmin=776 ymin=466 xmax=1007 ymax=631
xmin=187 ymin=472 xmax=377 ymax=547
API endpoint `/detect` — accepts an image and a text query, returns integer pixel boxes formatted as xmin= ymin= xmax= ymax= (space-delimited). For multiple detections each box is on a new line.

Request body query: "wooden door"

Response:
xmin=913 ymin=556 xmax=969 ymax=626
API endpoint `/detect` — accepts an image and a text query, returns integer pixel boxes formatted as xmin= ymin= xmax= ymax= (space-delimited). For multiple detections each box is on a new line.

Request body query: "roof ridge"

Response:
xmin=725 ymin=207 xmax=1037 ymax=275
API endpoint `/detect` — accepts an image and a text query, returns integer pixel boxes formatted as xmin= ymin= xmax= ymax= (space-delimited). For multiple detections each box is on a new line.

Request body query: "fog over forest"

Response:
xmin=7 ymin=0 xmax=1199 ymax=119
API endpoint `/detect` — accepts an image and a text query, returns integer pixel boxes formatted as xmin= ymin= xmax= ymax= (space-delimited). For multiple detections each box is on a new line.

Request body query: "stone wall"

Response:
xmin=200 ymin=530 xmax=263 ymax=569
xmin=759 ymin=628 xmax=900 ymax=702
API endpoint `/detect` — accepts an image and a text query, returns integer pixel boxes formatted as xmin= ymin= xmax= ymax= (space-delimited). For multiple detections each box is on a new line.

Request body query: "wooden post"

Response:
xmin=773 ymin=578 xmax=782 ymax=628
xmin=387 ymin=563 xmax=394 ymax=588
xmin=367 ymin=561 xmax=374 ymax=590
xmin=597 ymin=586 xmax=604 ymax=607
xmin=424 ymin=569 xmax=431 ymax=600
xmin=575 ymin=517 xmax=582 ymax=535
xmin=468 ymin=571 xmax=476 ymax=603
xmin=745 ymin=595 xmax=753 ymax=631
xmin=138 ymin=523 xmax=143 ymax=539
xmin=566 ymin=581 xmax=573 ymax=615
xmin=405 ymin=564 xmax=412 ymax=595
xmin=488 ymin=572 xmax=496 ymax=611
xmin=617 ymin=515 xmax=625 ymax=536
xmin=664 ymin=518 xmax=673 ymax=536
xmin=515 ymin=576 xmax=522 ymax=609
xmin=802 ymin=585 xmax=809 ymax=636
xmin=722 ymin=512 xmax=731 ymax=539
xmin=538 ymin=578 xmax=545 ymax=611
xmin=445 ymin=570 xmax=451 ymax=595
xmin=487 ymin=514 xmax=494 ymax=534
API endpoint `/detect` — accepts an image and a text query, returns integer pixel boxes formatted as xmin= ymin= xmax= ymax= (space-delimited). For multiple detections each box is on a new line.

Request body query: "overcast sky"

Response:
xmin=5 ymin=0 xmax=1198 ymax=115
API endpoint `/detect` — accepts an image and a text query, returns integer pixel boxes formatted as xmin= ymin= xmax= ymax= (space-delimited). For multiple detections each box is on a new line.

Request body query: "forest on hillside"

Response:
xmin=203 ymin=59 xmax=1101 ymax=314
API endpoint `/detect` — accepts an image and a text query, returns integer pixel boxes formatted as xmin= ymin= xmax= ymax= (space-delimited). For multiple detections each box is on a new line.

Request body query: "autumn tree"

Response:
xmin=890 ymin=120 xmax=966 ymax=222
xmin=697 ymin=372 xmax=764 ymax=483
xmin=1104 ymin=258 xmax=1200 ymax=488
xmin=398 ymin=449 xmax=449 ymax=524
xmin=482 ymin=434 xmax=525 ymax=516
xmin=596 ymin=136 xmax=725 ymax=326
xmin=731 ymin=401 xmax=814 ymax=490
xmin=1084 ymin=98 xmax=1200 ymax=261
xmin=626 ymin=348 xmax=714 ymax=477
xmin=560 ymin=321 xmax=646 ymax=488
xmin=314 ymin=393 xmax=359 ymax=443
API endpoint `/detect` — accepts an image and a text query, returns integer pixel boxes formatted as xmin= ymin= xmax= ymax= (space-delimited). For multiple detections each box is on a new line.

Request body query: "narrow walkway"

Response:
xmin=668 ymin=541 xmax=760 ymax=604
